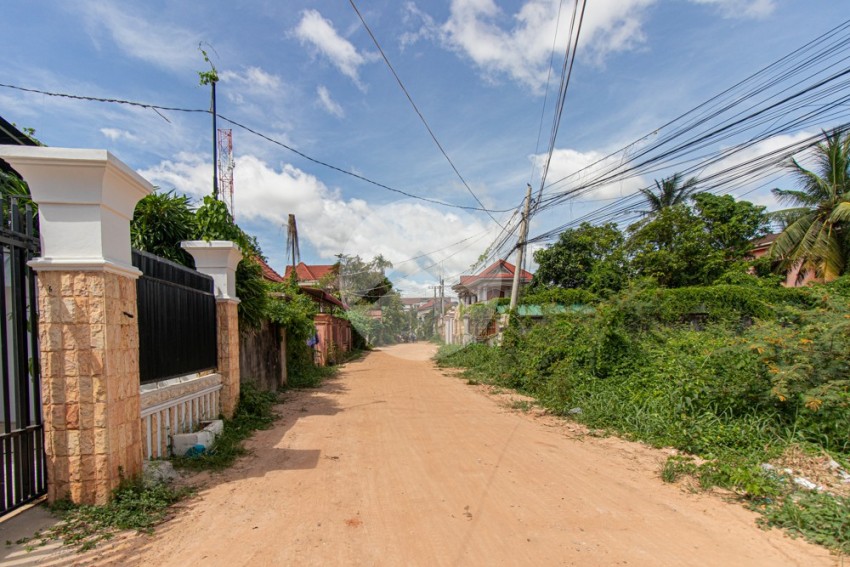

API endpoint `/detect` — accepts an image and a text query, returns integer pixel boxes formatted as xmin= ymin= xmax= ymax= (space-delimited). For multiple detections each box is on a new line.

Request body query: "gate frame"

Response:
xmin=0 ymin=197 xmax=47 ymax=516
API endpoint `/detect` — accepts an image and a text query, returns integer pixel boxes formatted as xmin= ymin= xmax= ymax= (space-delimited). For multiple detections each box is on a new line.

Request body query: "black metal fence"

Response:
xmin=0 ymin=198 xmax=46 ymax=516
xmin=133 ymin=250 xmax=217 ymax=384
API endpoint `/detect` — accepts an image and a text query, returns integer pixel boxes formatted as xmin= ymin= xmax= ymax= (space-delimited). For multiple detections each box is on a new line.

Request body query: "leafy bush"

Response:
xmin=521 ymin=287 xmax=599 ymax=307
xmin=172 ymin=383 xmax=278 ymax=471
xmin=438 ymin=282 xmax=850 ymax=499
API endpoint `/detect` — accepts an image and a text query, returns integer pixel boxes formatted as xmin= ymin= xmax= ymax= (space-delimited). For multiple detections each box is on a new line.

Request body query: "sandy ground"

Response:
xmin=2 ymin=343 xmax=838 ymax=566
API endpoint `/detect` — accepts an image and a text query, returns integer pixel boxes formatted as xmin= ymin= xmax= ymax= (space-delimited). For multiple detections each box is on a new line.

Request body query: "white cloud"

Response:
xmin=99 ymin=127 xmax=138 ymax=142
xmin=691 ymin=0 xmax=776 ymax=19
xmin=294 ymin=9 xmax=373 ymax=88
xmin=219 ymin=67 xmax=284 ymax=99
xmin=405 ymin=0 xmax=656 ymax=91
xmin=532 ymin=147 xmax=647 ymax=201
xmin=139 ymin=153 xmax=496 ymax=281
xmin=316 ymin=85 xmax=344 ymax=118
xmin=78 ymin=2 xmax=199 ymax=72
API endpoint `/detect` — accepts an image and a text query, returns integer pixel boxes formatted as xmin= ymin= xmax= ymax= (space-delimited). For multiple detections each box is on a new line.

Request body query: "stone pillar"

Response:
xmin=0 ymin=147 xmax=152 ymax=504
xmin=181 ymin=241 xmax=242 ymax=418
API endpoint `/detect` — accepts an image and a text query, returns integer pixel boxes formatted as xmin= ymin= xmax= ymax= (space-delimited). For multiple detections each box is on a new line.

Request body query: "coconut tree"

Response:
xmin=638 ymin=173 xmax=700 ymax=216
xmin=769 ymin=128 xmax=850 ymax=282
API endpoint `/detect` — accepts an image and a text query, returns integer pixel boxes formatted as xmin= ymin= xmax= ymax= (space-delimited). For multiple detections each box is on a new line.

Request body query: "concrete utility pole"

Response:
xmin=211 ymin=80 xmax=218 ymax=199
xmin=509 ymin=184 xmax=533 ymax=311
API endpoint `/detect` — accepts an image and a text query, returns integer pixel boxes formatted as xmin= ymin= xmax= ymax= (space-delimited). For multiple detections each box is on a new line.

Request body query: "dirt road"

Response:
xmin=85 ymin=344 xmax=834 ymax=565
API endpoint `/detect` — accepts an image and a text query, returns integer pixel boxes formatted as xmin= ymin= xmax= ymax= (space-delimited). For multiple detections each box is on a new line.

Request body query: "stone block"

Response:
xmin=66 ymin=430 xmax=80 ymax=456
xmin=79 ymin=402 xmax=95 ymax=427
xmin=94 ymin=429 xmax=109 ymax=455
xmin=65 ymin=404 xmax=79 ymax=429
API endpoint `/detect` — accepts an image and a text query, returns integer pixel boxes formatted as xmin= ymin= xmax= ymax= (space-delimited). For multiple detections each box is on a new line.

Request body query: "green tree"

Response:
xmin=336 ymin=254 xmax=393 ymax=305
xmin=627 ymin=204 xmax=718 ymax=287
xmin=639 ymin=173 xmax=700 ymax=216
xmin=531 ymin=222 xmax=627 ymax=293
xmin=131 ymin=191 xmax=196 ymax=265
xmin=628 ymin=193 xmax=770 ymax=287
xmin=692 ymin=193 xmax=770 ymax=258
xmin=770 ymin=128 xmax=850 ymax=282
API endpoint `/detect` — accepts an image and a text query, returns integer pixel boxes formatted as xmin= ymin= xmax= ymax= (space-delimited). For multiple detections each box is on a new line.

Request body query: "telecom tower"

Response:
xmin=217 ymin=129 xmax=235 ymax=216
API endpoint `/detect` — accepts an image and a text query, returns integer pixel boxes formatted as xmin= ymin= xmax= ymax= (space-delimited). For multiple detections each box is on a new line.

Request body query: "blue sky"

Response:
xmin=1 ymin=1 xmax=847 ymax=296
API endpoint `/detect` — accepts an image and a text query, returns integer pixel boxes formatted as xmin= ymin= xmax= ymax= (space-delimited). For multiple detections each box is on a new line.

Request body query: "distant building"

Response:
xmin=749 ymin=233 xmax=816 ymax=287
xmin=264 ymin=259 xmax=351 ymax=366
xmin=444 ymin=259 xmax=533 ymax=345
xmin=452 ymin=259 xmax=533 ymax=305
xmin=283 ymin=262 xmax=338 ymax=289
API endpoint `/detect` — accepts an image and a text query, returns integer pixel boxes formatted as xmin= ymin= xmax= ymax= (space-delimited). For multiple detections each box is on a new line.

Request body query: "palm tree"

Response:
xmin=638 ymin=173 xmax=700 ymax=216
xmin=769 ymin=128 xmax=850 ymax=282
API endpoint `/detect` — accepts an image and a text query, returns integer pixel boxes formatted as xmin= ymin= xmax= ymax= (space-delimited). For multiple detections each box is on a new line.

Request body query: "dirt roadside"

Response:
xmin=28 ymin=343 xmax=840 ymax=566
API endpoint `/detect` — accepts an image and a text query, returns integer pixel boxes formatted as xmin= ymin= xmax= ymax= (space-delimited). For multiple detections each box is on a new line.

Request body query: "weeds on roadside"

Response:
xmin=22 ymin=480 xmax=192 ymax=553
xmin=435 ymin=280 xmax=850 ymax=553
xmin=758 ymin=491 xmax=850 ymax=553
xmin=172 ymin=383 xmax=278 ymax=471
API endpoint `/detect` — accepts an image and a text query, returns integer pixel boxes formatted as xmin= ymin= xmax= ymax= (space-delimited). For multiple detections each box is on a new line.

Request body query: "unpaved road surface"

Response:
xmin=61 ymin=344 xmax=837 ymax=565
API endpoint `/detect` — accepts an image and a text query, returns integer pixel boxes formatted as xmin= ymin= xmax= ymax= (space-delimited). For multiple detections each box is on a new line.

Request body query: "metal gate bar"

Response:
xmin=0 ymin=199 xmax=46 ymax=516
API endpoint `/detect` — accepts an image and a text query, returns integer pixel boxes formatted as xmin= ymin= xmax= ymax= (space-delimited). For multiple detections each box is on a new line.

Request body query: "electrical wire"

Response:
xmin=347 ymin=0 xmax=504 ymax=229
xmin=0 ymin=82 xmax=515 ymax=214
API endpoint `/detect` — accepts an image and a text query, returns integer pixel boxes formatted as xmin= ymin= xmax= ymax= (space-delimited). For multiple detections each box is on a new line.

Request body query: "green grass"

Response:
xmin=433 ymin=283 xmax=850 ymax=553
xmin=759 ymin=491 xmax=850 ymax=553
xmin=16 ymin=480 xmax=193 ymax=553
xmin=171 ymin=383 xmax=279 ymax=472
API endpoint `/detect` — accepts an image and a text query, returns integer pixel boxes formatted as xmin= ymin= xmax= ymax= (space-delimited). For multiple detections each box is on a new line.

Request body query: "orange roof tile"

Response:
xmin=256 ymin=257 xmax=285 ymax=283
xmin=282 ymin=262 xmax=337 ymax=282
xmin=454 ymin=259 xmax=532 ymax=289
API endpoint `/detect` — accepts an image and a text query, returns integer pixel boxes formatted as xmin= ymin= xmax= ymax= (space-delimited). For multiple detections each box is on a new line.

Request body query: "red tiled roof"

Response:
xmin=256 ymin=257 xmax=286 ymax=283
xmin=454 ymin=259 xmax=532 ymax=289
xmin=751 ymin=233 xmax=779 ymax=249
xmin=283 ymin=262 xmax=337 ymax=282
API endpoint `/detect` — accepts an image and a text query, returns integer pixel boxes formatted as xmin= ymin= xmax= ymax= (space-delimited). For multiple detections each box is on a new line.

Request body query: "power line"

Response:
xmin=0 ymin=81 xmax=515 ymax=215
xmin=347 ymin=0 xmax=504 ymax=229
xmin=536 ymin=0 xmax=587 ymax=200
xmin=529 ymin=0 xmax=567 ymax=186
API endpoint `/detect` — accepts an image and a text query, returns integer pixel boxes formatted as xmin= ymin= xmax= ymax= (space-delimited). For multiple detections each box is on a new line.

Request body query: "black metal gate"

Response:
xmin=133 ymin=250 xmax=217 ymax=384
xmin=0 ymin=199 xmax=46 ymax=515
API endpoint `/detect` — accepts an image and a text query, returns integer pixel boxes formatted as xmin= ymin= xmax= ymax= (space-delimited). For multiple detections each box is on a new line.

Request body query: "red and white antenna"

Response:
xmin=217 ymin=128 xmax=235 ymax=216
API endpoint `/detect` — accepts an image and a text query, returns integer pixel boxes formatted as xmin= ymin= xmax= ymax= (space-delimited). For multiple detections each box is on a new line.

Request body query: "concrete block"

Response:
xmin=171 ymin=419 xmax=223 ymax=456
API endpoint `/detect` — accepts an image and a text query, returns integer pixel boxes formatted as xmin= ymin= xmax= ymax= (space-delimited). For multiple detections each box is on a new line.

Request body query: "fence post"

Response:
xmin=181 ymin=241 xmax=242 ymax=418
xmin=0 ymin=147 xmax=151 ymax=504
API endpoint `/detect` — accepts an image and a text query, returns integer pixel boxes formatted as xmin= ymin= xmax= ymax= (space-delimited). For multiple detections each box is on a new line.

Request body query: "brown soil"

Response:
xmin=74 ymin=343 xmax=835 ymax=566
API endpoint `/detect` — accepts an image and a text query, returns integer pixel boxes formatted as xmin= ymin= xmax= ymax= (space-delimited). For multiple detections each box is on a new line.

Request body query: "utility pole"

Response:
xmin=211 ymin=80 xmax=218 ymax=198
xmin=509 ymin=184 xmax=533 ymax=311
xmin=439 ymin=276 xmax=444 ymax=317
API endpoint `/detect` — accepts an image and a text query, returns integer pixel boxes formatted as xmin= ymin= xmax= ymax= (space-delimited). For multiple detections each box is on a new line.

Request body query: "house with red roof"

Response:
xmin=283 ymin=262 xmax=338 ymax=289
xmin=451 ymin=259 xmax=533 ymax=306
xmin=259 ymin=258 xmax=351 ymax=366
xmin=444 ymin=259 xmax=533 ymax=345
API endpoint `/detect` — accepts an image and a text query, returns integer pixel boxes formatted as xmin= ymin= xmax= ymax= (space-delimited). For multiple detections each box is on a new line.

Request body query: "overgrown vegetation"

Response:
xmin=172 ymin=383 xmax=278 ymax=471
xmin=13 ymin=481 xmax=192 ymax=552
xmin=437 ymin=277 xmax=850 ymax=552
